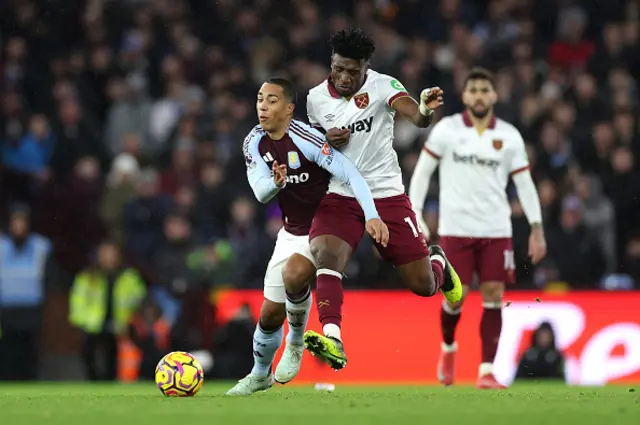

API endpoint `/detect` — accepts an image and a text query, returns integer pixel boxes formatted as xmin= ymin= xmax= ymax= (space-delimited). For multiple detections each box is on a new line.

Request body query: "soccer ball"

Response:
xmin=155 ymin=351 xmax=204 ymax=397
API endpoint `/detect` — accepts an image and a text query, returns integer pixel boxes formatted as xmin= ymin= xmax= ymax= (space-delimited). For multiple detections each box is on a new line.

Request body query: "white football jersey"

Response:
xmin=424 ymin=111 xmax=530 ymax=238
xmin=307 ymin=70 xmax=410 ymax=198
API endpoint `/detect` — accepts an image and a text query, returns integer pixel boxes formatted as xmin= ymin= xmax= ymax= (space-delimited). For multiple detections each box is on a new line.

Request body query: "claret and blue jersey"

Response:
xmin=243 ymin=119 xmax=379 ymax=236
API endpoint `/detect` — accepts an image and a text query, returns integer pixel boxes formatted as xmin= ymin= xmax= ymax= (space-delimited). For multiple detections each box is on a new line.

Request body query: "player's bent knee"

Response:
xmin=408 ymin=273 xmax=438 ymax=297
xmin=310 ymin=236 xmax=351 ymax=272
xmin=282 ymin=254 xmax=315 ymax=293
xmin=397 ymin=259 xmax=438 ymax=297
xmin=259 ymin=299 xmax=286 ymax=331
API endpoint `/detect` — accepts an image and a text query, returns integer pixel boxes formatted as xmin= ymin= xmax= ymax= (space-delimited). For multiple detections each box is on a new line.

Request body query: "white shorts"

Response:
xmin=263 ymin=228 xmax=316 ymax=303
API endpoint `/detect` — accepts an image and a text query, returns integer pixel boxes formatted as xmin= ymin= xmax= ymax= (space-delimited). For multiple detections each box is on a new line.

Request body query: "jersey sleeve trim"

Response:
xmin=388 ymin=91 xmax=410 ymax=108
xmin=289 ymin=121 xmax=324 ymax=148
xmin=423 ymin=146 xmax=441 ymax=159
xmin=510 ymin=165 xmax=530 ymax=176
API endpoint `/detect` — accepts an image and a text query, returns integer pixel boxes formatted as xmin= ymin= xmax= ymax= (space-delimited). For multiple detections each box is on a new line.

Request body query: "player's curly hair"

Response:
xmin=329 ymin=27 xmax=375 ymax=62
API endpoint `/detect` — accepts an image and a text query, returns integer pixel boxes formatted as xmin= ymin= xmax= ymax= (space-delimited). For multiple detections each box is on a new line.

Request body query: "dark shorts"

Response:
xmin=439 ymin=236 xmax=516 ymax=285
xmin=309 ymin=193 xmax=429 ymax=266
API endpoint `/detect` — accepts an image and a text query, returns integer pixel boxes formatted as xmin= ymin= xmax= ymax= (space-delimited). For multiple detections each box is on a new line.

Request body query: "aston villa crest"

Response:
xmin=354 ymin=93 xmax=370 ymax=109
xmin=287 ymin=151 xmax=301 ymax=169
xmin=492 ymin=139 xmax=503 ymax=151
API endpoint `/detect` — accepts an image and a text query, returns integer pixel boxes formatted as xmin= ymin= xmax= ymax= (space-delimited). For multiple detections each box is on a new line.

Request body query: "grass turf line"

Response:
xmin=0 ymin=382 xmax=637 ymax=425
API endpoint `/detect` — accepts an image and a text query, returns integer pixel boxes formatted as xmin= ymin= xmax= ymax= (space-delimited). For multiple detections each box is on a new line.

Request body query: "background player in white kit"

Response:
xmin=409 ymin=67 xmax=547 ymax=389
xmin=301 ymin=28 xmax=462 ymax=369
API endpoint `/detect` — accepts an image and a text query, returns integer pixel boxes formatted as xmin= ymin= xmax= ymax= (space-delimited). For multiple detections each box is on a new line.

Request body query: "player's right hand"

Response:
xmin=272 ymin=160 xmax=287 ymax=187
xmin=366 ymin=218 xmax=389 ymax=247
xmin=414 ymin=209 xmax=431 ymax=241
xmin=326 ymin=127 xmax=350 ymax=148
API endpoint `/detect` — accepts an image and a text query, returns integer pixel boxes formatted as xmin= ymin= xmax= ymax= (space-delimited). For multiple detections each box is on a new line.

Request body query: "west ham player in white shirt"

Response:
xmin=301 ymin=28 xmax=462 ymax=370
xmin=226 ymin=78 xmax=387 ymax=395
xmin=408 ymin=67 xmax=547 ymax=389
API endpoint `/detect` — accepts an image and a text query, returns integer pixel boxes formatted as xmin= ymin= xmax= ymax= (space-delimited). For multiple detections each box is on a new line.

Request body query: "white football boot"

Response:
xmin=274 ymin=343 xmax=304 ymax=384
xmin=225 ymin=373 xmax=274 ymax=396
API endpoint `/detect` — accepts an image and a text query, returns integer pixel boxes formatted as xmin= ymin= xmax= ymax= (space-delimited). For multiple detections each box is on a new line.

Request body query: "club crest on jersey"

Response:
xmin=354 ymin=93 xmax=370 ymax=109
xmin=492 ymin=139 xmax=503 ymax=151
xmin=287 ymin=151 xmax=301 ymax=169
xmin=321 ymin=142 xmax=331 ymax=156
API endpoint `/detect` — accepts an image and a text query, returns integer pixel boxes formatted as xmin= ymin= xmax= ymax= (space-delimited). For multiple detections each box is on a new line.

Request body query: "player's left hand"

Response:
xmin=420 ymin=87 xmax=444 ymax=112
xmin=366 ymin=218 xmax=389 ymax=247
xmin=528 ymin=227 xmax=547 ymax=264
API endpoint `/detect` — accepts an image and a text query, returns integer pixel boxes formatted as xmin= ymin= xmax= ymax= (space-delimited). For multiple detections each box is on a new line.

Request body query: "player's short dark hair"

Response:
xmin=265 ymin=77 xmax=297 ymax=104
xmin=329 ymin=27 xmax=375 ymax=62
xmin=464 ymin=67 xmax=495 ymax=88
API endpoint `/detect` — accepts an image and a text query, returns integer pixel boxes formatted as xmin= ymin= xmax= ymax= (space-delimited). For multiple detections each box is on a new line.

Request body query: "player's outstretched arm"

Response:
xmin=408 ymin=149 xmax=439 ymax=240
xmin=291 ymin=121 xmax=388 ymax=245
xmin=316 ymin=145 xmax=389 ymax=246
xmin=243 ymin=129 xmax=284 ymax=203
xmin=391 ymin=87 xmax=444 ymax=128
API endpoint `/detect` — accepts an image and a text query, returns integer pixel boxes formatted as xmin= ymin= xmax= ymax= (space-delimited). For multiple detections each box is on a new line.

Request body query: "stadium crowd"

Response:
xmin=1 ymin=0 xmax=640 ymax=379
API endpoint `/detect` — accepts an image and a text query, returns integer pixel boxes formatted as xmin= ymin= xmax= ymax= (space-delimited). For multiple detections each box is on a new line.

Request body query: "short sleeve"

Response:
xmin=306 ymin=94 xmax=322 ymax=128
xmin=423 ymin=119 xmax=449 ymax=159
xmin=509 ymin=130 xmax=530 ymax=175
xmin=378 ymin=75 xmax=410 ymax=108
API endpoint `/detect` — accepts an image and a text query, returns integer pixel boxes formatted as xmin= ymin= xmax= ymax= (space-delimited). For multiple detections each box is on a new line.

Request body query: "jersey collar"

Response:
xmin=462 ymin=109 xmax=496 ymax=129
xmin=327 ymin=72 xmax=369 ymax=99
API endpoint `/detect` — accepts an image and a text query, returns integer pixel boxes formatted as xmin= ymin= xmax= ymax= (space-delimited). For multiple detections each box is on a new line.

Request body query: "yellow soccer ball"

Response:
xmin=155 ymin=351 xmax=204 ymax=397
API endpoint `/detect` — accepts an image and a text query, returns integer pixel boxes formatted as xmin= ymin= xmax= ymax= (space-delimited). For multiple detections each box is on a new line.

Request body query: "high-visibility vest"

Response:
xmin=69 ymin=268 xmax=146 ymax=335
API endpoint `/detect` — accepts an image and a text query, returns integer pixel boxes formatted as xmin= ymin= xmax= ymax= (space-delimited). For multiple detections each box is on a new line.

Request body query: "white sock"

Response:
xmin=479 ymin=363 xmax=493 ymax=376
xmin=441 ymin=342 xmax=457 ymax=353
xmin=285 ymin=286 xmax=313 ymax=345
xmin=323 ymin=323 xmax=342 ymax=341
xmin=250 ymin=324 xmax=284 ymax=377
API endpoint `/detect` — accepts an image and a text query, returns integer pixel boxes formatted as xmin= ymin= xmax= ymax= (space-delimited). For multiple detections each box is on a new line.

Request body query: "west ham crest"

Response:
xmin=354 ymin=93 xmax=370 ymax=109
xmin=492 ymin=139 xmax=503 ymax=151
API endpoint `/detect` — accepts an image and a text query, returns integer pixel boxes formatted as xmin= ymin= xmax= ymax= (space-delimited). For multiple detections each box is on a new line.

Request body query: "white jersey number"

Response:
xmin=404 ymin=216 xmax=419 ymax=238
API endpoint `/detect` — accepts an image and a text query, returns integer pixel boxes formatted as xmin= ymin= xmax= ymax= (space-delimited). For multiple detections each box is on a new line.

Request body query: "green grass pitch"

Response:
xmin=0 ymin=382 xmax=638 ymax=425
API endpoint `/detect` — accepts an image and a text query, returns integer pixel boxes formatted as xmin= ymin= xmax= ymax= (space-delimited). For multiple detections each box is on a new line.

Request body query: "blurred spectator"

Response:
xmin=573 ymin=173 xmax=616 ymax=272
xmin=55 ymin=157 xmax=107 ymax=275
xmin=228 ymin=197 xmax=277 ymax=288
xmin=605 ymin=147 xmax=640 ymax=266
xmin=622 ymin=234 xmax=640 ymax=285
xmin=101 ymin=154 xmax=140 ymax=247
xmin=1 ymin=114 xmax=54 ymax=177
xmin=159 ymin=137 xmax=197 ymax=196
xmin=210 ymin=303 xmax=255 ymax=380
xmin=152 ymin=213 xmax=195 ymax=298
xmin=516 ymin=321 xmax=565 ymax=381
xmin=123 ymin=168 xmax=171 ymax=265
xmin=194 ymin=162 xmax=232 ymax=242
xmin=128 ymin=295 xmax=170 ymax=381
xmin=50 ymin=98 xmax=110 ymax=179
xmin=548 ymin=5 xmax=594 ymax=70
xmin=69 ymin=241 xmax=146 ymax=381
xmin=546 ymin=196 xmax=606 ymax=287
xmin=187 ymin=240 xmax=236 ymax=289
xmin=0 ymin=204 xmax=54 ymax=381
xmin=105 ymin=76 xmax=152 ymax=158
